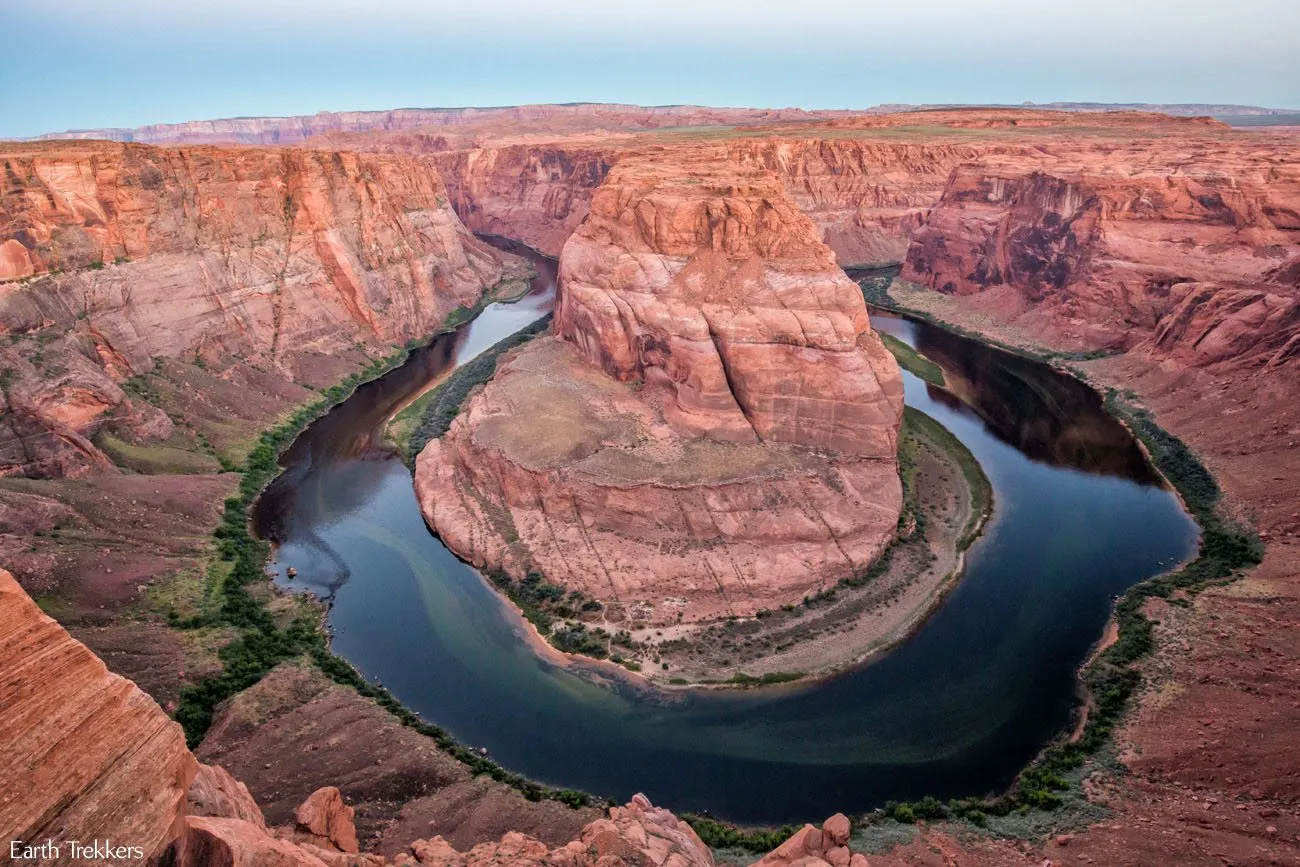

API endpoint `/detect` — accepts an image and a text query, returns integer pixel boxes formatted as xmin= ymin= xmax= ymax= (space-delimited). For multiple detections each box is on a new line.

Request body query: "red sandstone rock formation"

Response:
xmin=391 ymin=794 xmax=713 ymax=867
xmin=0 ymin=568 xmax=196 ymax=863
xmin=425 ymin=138 xmax=965 ymax=267
xmin=0 ymin=141 xmax=522 ymax=477
xmin=294 ymin=787 xmax=361 ymax=855
xmin=166 ymin=786 xmax=711 ymax=867
xmin=416 ymin=155 xmax=903 ymax=624
xmin=432 ymin=145 xmax=614 ymax=257
xmin=727 ymin=139 xmax=977 ymax=267
xmin=902 ymin=150 xmax=1300 ymax=356
xmin=555 ymin=158 xmax=901 ymax=456
xmin=188 ymin=764 xmax=269 ymax=829
xmin=168 ymin=816 xmax=337 ymax=867
xmin=753 ymin=812 xmax=871 ymax=867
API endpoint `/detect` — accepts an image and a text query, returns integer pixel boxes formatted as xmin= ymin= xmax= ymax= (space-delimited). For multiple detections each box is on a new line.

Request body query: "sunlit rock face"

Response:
xmin=901 ymin=145 xmax=1300 ymax=365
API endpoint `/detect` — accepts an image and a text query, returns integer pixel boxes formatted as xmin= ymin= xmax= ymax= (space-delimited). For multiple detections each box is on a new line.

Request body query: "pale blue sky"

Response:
xmin=3 ymin=0 xmax=1297 ymax=138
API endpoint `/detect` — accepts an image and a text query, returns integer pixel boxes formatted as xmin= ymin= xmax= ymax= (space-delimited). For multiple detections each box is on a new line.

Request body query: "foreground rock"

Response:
xmin=166 ymin=784 xmax=710 ymax=867
xmin=294 ymin=787 xmax=361 ymax=854
xmin=392 ymin=794 xmax=713 ymax=867
xmin=417 ymin=155 xmax=903 ymax=624
xmin=0 ymin=568 xmax=196 ymax=862
xmin=753 ymin=812 xmax=869 ymax=867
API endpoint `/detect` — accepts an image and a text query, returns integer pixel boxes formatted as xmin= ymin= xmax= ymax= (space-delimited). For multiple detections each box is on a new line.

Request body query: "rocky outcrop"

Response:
xmin=392 ymin=794 xmax=713 ymax=867
xmin=294 ymin=787 xmax=361 ymax=855
xmin=1147 ymin=283 xmax=1300 ymax=369
xmin=753 ymin=812 xmax=870 ymax=867
xmin=188 ymin=764 xmax=268 ymax=828
xmin=417 ymin=155 xmax=903 ymax=624
xmin=163 ymin=790 xmax=710 ymax=867
xmin=554 ymin=157 xmax=902 ymax=456
xmin=166 ymin=816 xmax=335 ymax=867
xmin=1 ymin=140 xmax=523 ymax=477
xmin=0 ymin=568 xmax=196 ymax=862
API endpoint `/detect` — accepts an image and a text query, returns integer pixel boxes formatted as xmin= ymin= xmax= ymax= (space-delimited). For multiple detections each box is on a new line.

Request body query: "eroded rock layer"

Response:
xmin=417 ymin=156 xmax=903 ymax=624
xmin=1 ymin=141 xmax=521 ymax=477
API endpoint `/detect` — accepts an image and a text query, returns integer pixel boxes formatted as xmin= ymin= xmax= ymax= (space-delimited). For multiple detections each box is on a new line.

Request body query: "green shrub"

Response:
xmin=681 ymin=815 xmax=799 ymax=854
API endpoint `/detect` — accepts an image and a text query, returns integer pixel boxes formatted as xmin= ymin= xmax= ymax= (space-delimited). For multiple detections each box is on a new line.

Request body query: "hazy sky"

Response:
xmin=3 ymin=0 xmax=1297 ymax=138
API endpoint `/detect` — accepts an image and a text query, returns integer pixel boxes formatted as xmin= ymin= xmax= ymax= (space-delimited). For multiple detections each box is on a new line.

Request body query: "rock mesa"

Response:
xmin=416 ymin=155 xmax=903 ymax=624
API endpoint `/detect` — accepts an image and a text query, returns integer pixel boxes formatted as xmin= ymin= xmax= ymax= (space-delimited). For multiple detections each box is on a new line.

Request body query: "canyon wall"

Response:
xmin=416 ymin=154 xmax=904 ymax=624
xmin=726 ymin=139 xmax=979 ymax=267
xmin=1 ymin=141 xmax=521 ymax=477
xmin=427 ymin=138 xmax=970 ymax=267
xmin=902 ymin=150 xmax=1300 ymax=359
xmin=432 ymin=145 xmax=614 ymax=257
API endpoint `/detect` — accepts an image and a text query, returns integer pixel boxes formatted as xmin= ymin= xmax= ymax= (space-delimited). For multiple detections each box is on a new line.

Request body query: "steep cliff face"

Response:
xmin=1 ymin=141 xmax=521 ymax=477
xmin=416 ymin=156 xmax=903 ymax=624
xmin=432 ymin=145 xmax=614 ymax=257
xmin=727 ymin=139 xmax=979 ymax=267
xmin=429 ymin=137 xmax=971 ymax=267
xmin=555 ymin=157 xmax=902 ymax=455
xmin=0 ymin=568 xmax=196 ymax=863
xmin=902 ymin=153 xmax=1300 ymax=353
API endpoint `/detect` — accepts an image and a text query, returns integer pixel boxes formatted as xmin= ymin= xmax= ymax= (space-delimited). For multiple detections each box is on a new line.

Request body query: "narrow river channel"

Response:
xmin=252 ymin=246 xmax=1197 ymax=823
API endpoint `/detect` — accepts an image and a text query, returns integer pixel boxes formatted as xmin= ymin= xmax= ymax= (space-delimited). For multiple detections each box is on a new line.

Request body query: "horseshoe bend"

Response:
xmin=2 ymin=90 xmax=1299 ymax=867
xmin=414 ymin=154 xmax=907 ymax=631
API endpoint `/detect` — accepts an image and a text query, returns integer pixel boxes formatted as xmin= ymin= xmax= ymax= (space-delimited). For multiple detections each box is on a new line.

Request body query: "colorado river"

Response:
xmin=252 ymin=246 xmax=1197 ymax=823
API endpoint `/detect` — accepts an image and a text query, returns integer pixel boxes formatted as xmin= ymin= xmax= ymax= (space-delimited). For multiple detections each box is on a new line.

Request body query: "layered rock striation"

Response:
xmin=1 ymin=141 xmax=522 ymax=477
xmin=727 ymin=138 xmax=978 ymax=267
xmin=0 ymin=568 xmax=196 ymax=863
xmin=416 ymin=156 xmax=904 ymax=624
xmin=432 ymin=145 xmax=614 ymax=257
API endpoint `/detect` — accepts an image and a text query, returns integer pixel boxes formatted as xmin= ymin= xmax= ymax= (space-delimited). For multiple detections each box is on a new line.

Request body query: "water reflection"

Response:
xmin=898 ymin=318 xmax=1159 ymax=483
xmin=251 ymin=244 xmax=558 ymax=596
xmin=248 ymin=256 xmax=1197 ymax=822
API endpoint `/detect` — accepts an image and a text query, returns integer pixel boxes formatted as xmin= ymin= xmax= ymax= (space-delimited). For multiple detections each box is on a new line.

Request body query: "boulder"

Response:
xmin=295 ymin=786 xmax=360 ymax=854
